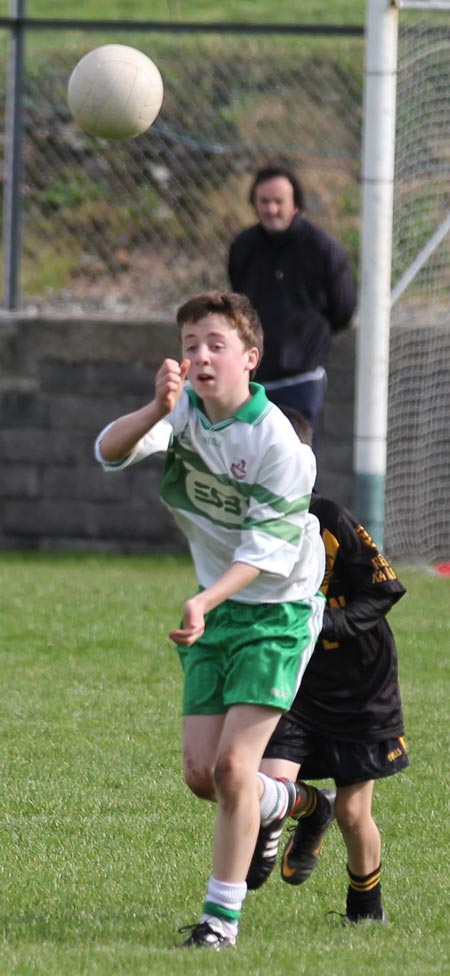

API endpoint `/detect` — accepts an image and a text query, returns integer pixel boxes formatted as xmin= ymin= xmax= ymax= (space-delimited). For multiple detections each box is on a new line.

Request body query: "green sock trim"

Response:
xmin=203 ymin=901 xmax=241 ymax=921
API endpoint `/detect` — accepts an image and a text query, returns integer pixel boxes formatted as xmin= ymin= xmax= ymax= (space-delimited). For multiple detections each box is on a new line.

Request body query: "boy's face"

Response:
xmin=181 ymin=313 xmax=259 ymax=419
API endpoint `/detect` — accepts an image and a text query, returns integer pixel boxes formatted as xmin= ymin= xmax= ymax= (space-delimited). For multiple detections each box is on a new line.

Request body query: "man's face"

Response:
xmin=253 ymin=176 xmax=299 ymax=233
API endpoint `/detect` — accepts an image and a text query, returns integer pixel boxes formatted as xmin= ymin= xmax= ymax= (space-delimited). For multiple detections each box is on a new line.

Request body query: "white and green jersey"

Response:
xmin=95 ymin=383 xmax=325 ymax=604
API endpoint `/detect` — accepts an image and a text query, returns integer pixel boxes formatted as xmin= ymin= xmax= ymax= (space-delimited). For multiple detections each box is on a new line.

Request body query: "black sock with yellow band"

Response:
xmin=289 ymin=782 xmax=318 ymax=819
xmin=346 ymin=863 xmax=383 ymax=920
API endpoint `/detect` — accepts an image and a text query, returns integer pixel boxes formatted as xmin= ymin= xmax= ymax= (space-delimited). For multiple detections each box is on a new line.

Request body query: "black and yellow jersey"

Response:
xmin=290 ymin=494 xmax=407 ymax=742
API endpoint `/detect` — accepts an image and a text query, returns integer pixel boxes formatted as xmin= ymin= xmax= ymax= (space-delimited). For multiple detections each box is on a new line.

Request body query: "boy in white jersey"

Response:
xmin=95 ymin=291 xmax=325 ymax=949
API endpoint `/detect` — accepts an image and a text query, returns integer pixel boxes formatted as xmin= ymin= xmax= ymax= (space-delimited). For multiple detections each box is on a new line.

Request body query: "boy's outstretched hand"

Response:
xmin=155 ymin=358 xmax=190 ymax=416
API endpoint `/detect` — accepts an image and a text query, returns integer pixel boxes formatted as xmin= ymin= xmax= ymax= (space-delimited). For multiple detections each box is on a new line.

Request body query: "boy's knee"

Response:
xmin=336 ymin=807 xmax=358 ymax=832
xmin=335 ymin=794 xmax=370 ymax=831
xmin=183 ymin=763 xmax=215 ymax=800
xmin=213 ymin=749 xmax=246 ymax=800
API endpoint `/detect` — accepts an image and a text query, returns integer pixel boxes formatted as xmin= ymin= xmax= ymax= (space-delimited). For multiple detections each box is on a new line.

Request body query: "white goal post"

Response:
xmin=355 ymin=0 xmax=450 ymax=553
xmin=354 ymin=0 xmax=398 ymax=549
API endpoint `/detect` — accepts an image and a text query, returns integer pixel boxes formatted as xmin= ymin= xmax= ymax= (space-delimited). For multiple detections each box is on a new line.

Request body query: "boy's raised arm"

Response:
xmin=99 ymin=358 xmax=190 ymax=462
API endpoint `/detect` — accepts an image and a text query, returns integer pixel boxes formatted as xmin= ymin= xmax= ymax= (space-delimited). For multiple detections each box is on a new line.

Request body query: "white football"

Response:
xmin=67 ymin=44 xmax=164 ymax=140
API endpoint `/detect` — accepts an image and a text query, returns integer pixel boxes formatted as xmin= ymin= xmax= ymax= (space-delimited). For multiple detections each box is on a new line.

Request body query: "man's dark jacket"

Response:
xmin=228 ymin=213 xmax=357 ymax=382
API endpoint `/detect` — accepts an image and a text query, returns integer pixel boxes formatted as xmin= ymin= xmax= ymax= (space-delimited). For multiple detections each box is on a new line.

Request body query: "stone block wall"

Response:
xmin=317 ymin=328 xmax=355 ymax=505
xmin=0 ymin=315 xmax=355 ymax=552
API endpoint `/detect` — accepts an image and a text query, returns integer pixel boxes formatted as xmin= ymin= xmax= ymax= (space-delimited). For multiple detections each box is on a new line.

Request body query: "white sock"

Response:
xmin=257 ymin=772 xmax=289 ymax=825
xmin=202 ymin=876 xmax=247 ymax=940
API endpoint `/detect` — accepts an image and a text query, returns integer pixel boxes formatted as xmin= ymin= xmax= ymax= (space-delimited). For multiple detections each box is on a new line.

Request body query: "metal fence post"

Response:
xmin=2 ymin=0 xmax=26 ymax=310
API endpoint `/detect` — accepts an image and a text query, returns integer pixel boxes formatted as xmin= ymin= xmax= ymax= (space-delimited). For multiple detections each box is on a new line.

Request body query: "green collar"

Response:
xmin=186 ymin=382 xmax=271 ymax=428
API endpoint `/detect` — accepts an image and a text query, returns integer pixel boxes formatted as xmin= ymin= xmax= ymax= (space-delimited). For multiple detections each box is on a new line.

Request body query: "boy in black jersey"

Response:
xmin=248 ymin=408 xmax=409 ymax=924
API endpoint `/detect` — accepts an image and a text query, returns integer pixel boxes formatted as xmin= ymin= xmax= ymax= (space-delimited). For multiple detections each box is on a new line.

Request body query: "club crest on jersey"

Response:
xmin=231 ymin=459 xmax=246 ymax=480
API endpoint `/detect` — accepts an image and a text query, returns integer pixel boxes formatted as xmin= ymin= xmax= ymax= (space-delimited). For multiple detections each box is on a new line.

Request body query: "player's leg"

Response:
xmin=335 ymin=780 xmax=386 ymax=923
xmin=253 ymin=720 xmax=335 ymax=888
xmin=178 ymin=601 xmax=228 ymax=801
xmin=280 ymin=777 xmax=336 ymax=886
xmin=260 ymin=757 xmax=300 ymax=780
xmin=335 ymin=780 xmax=380 ymax=875
xmin=332 ymin=736 xmax=409 ymax=923
xmin=179 ymin=703 xmax=285 ymax=949
xmin=248 ymin=749 xmax=332 ymax=890
xmin=182 ymin=713 xmax=225 ymax=800
xmin=245 ymin=598 xmax=327 ymax=890
xmin=212 ymin=703 xmax=286 ymax=880
xmin=179 ymin=596 xmax=324 ymax=948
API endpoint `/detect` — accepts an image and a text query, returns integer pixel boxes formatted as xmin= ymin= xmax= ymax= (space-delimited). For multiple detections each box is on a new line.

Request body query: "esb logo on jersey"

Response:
xmin=186 ymin=471 xmax=244 ymax=525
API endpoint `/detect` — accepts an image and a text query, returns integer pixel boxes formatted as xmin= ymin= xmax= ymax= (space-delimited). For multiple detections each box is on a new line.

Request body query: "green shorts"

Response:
xmin=177 ymin=594 xmax=324 ymax=715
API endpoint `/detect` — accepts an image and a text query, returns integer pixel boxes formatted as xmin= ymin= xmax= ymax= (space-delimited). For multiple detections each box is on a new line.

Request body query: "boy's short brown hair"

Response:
xmin=177 ymin=291 xmax=264 ymax=373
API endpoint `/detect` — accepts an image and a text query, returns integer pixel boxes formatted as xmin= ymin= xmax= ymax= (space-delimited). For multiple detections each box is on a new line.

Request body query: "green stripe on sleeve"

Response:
xmin=242 ymin=516 xmax=303 ymax=545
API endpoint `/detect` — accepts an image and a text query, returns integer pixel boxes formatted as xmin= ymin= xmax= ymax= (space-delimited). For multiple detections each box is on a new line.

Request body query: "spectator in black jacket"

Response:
xmin=228 ymin=165 xmax=357 ymax=442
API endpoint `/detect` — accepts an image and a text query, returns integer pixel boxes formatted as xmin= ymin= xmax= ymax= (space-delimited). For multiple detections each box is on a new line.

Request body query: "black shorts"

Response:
xmin=263 ymin=712 xmax=409 ymax=787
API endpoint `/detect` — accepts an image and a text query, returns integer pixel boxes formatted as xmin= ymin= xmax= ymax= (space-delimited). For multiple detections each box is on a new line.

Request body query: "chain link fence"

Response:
xmin=0 ymin=24 xmax=364 ymax=316
xmin=391 ymin=18 xmax=450 ymax=327
xmin=385 ymin=13 xmax=450 ymax=561
xmin=2 ymin=15 xmax=450 ymax=560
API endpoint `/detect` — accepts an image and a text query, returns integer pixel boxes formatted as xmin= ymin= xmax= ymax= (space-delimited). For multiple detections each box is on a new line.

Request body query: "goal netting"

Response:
xmin=384 ymin=10 xmax=450 ymax=560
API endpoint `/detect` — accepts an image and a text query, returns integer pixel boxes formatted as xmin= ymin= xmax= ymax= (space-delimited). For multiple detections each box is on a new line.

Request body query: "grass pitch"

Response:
xmin=0 ymin=553 xmax=448 ymax=975
xmin=0 ymin=1 xmax=366 ymax=25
